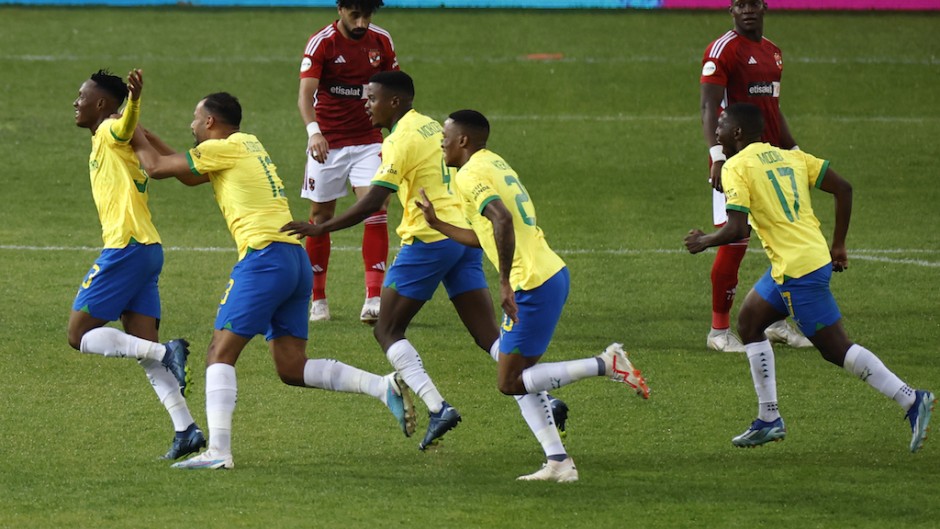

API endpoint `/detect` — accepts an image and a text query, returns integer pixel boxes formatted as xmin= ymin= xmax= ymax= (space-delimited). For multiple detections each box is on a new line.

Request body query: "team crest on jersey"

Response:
xmin=369 ymin=50 xmax=381 ymax=67
xmin=774 ymin=52 xmax=783 ymax=69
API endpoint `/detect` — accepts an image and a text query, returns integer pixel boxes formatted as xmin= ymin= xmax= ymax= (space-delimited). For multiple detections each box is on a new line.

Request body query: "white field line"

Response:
xmin=2 ymin=245 xmax=938 ymax=267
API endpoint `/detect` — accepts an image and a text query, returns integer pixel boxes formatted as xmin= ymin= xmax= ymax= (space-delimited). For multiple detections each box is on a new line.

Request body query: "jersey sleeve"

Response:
xmin=800 ymin=151 xmax=830 ymax=190
xmin=700 ymin=41 xmax=730 ymax=87
xmin=458 ymin=166 xmax=501 ymax=215
xmin=108 ymin=98 xmax=141 ymax=143
xmin=186 ymin=139 xmax=236 ymax=176
xmin=722 ymin=163 xmax=750 ymax=214
xmin=371 ymin=138 xmax=407 ymax=191
xmin=299 ymin=35 xmax=328 ymax=80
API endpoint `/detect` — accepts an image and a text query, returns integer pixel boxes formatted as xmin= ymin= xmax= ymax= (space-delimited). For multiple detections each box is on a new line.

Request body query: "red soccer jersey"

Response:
xmin=701 ymin=30 xmax=784 ymax=147
xmin=300 ymin=22 xmax=398 ymax=149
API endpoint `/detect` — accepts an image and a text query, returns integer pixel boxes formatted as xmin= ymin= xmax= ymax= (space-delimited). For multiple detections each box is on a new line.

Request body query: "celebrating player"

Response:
xmin=699 ymin=0 xmax=810 ymax=352
xmin=69 ymin=68 xmax=204 ymax=461
xmin=284 ymin=71 xmax=574 ymax=451
xmin=415 ymin=110 xmax=650 ymax=482
xmin=298 ymin=0 xmax=397 ymax=323
xmin=685 ymin=103 xmax=935 ymax=452
xmin=132 ymin=80 xmax=416 ymax=470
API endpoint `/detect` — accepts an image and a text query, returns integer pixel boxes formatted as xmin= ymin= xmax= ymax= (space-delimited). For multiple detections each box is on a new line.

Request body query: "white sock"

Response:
xmin=521 ymin=358 xmax=601 ymax=394
xmin=843 ymin=344 xmax=913 ymax=410
xmin=79 ymin=327 xmax=165 ymax=361
xmin=386 ymin=339 xmax=444 ymax=413
xmin=303 ymin=359 xmax=386 ymax=402
xmin=489 ymin=339 xmax=500 ymax=362
xmin=139 ymin=358 xmax=194 ymax=431
xmin=205 ymin=363 xmax=237 ymax=454
xmin=516 ymin=392 xmax=566 ymax=459
xmin=746 ymin=340 xmax=780 ymax=422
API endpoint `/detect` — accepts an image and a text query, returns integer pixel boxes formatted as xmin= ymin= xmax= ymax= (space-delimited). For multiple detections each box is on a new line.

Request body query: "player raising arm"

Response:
xmin=68 ymin=68 xmax=204 ymax=462
xmin=685 ymin=103 xmax=934 ymax=452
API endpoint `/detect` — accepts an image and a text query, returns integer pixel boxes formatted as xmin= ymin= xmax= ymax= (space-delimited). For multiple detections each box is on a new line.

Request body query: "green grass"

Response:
xmin=1 ymin=7 xmax=939 ymax=529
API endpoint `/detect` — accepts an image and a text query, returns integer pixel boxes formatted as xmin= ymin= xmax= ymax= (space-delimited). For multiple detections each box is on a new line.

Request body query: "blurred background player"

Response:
xmin=416 ymin=110 xmax=650 ymax=482
xmin=699 ymin=0 xmax=811 ymax=352
xmin=69 ymin=68 xmax=204 ymax=461
xmin=685 ymin=103 xmax=935 ymax=452
xmin=298 ymin=0 xmax=397 ymax=323
xmin=133 ymin=85 xmax=415 ymax=469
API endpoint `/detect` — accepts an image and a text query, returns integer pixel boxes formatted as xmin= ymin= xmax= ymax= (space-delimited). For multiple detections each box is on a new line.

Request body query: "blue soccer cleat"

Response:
xmin=907 ymin=390 xmax=936 ymax=453
xmin=548 ymin=395 xmax=569 ymax=439
xmin=160 ymin=423 xmax=207 ymax=461
xmin=418 ymin=401 xmax=461 ymax=451
xmin=161 ymin=338 xmax=192 ymax=398
xmin=732 ymin=417 xmax=787 ymax=448
xmin=386 ymin=373 xmax=416 ymax=438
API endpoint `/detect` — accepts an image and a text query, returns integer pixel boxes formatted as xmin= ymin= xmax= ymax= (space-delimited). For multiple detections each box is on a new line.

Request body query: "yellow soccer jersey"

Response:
xmin=371 ymin=109 xmax=467 ymax=245
xmin=454 ymin=150 xmax=565 ymax=291
xmin=723 ymin=142 xmax=832 ymax=283
xmin=88 ymin=99 xmax=161 ymax=248
xmin=186 ymin=132 xmax=299 ymax=259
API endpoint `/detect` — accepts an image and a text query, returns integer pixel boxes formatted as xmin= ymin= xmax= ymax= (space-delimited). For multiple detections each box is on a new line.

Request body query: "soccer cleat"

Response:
xmin=765 ymin=320 xmax=813 ymax=348
xmin=360 ymin=296 xmax=380 ymax=324
xmin=732 ymin=417 xmax=787 ymax=447
xmin=599 ymin=343 xmax=650 ymax=399
xmin=386 ymin=372 xmax=416 ymax=438
xmin=171 ymin=449 xmax=234 ymax=470
xmin=706 ymin=329 xmax=747 ymax=353
xmin=160 ymin=423 xmax=207 ymax=460
xmin=419 ymin=401 xmax=461 ymax=451
xmin=309 ymin=299 xmax=330 ymax=322
xmin=906 ymin=390 xmax=936 ymax=453
xmin=161 ymin=338 xmax=192 ymax=398
xmin=548 ymin=395 xmax=569 ymax=439
xmin=517 ymin=457 xmax=579 ymax=483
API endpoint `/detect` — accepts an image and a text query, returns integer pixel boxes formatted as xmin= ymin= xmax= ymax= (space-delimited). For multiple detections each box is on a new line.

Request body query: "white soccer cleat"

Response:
xmin=707 ymin=329 xmax=747 ymax=353
xmin=359 ymin=296 xmax=380 ymax=324
xmin=309 ymin=299 xmax=330 ymax=322
xmin=599 ymin=343 xmax=650 ymax=399
xmin=765 ymin=320 xmax=813 ymax=348
xmin=171 ymin=449 xmax=234 ymax=470
xmin=517 ymin=457 xmax=579 ymax=483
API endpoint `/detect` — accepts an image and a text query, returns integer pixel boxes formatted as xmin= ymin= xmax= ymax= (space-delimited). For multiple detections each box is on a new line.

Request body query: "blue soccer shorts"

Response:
xmin=499 ymin=267 xmax=570 ymax=358
xmin=383 ymin=238 xmax=488 ymax=301
xmin=753 ymin=264 xmax=842 ymax=338
xmin=73 ymin=243 xmax=163 ymax=321
xmin=215 ymin=242 xmax=312 ymax=341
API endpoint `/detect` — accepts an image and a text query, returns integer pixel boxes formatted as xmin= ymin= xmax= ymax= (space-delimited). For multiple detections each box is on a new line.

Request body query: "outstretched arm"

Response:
xmin=111 ymin=69 xmax=143 ymax=142
xmin=818 ymin=167 xmax=853 ymax=272
xmin=282 ymin=184 xmax=391 ymax=238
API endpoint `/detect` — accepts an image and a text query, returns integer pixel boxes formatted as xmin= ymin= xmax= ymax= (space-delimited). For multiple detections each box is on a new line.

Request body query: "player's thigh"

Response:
xmin=499 ymin=268 xmax=569 ymax=358
xmin=777 ymin=265 xmax=841 ymax=339
xmin=267 ymin=245 xmax=313 ymax=342
xmin=441 ymin=245 xmax=489 ymax=299
xmin=73 ymin=244 xmax=164 ymax=322
xmin=383 ymin=239 xmax=463 ymax=301
xmin=215 ymin=243 xmax=307 ymax=340
xmin=301 ymin=146 xmax=353 ymax=203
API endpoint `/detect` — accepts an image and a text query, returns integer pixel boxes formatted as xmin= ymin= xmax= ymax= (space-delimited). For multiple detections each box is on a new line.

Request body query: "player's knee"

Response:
xmin=66 ymin=329 xmax=83 ymax=351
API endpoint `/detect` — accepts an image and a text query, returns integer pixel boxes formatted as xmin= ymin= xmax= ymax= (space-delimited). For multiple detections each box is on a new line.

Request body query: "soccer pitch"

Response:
xmin=0 ymin=6 xmax=938 ymax=528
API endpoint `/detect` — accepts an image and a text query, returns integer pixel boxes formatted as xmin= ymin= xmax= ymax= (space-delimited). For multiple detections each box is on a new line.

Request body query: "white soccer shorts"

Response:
xmin=301 ymin=143 xmax=382 ymax=203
